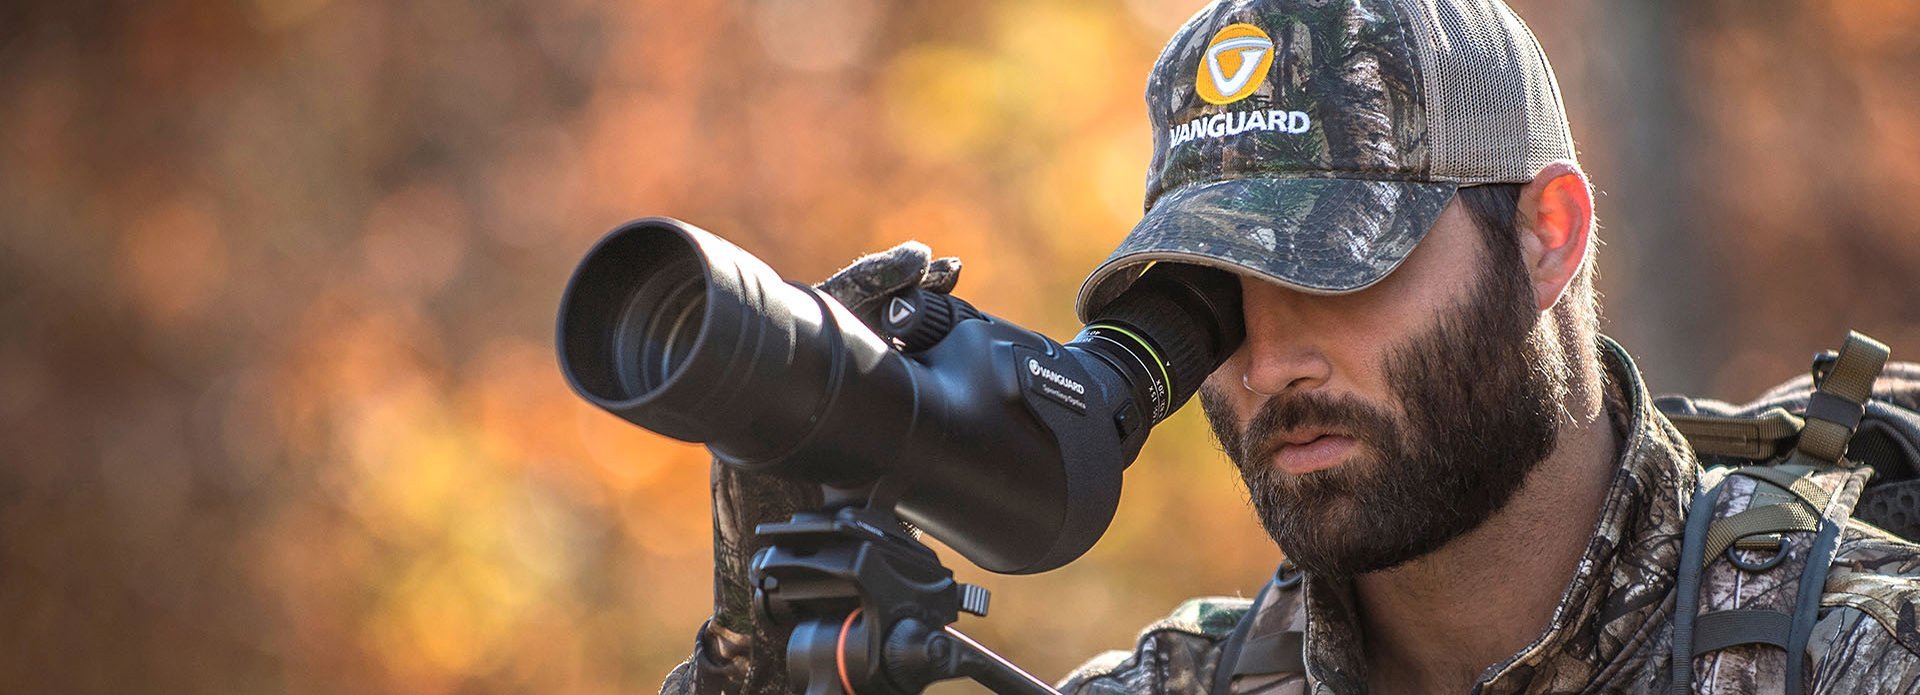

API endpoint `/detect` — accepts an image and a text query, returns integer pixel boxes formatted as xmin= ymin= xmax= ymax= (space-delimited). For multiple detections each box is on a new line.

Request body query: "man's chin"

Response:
xmin=1257 ymin=486 xmax=1461 ymax=577
xmin=1265 ymin=492 xmax=1503 ymax=578
xmin=1272 ymin=528 xmax=1438 ymax=578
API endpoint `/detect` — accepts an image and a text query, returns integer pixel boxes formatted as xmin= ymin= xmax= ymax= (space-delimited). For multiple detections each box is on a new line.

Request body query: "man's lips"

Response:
xmin=1276 ymin=428 xmax=1333 ymax=446
xmin=1257 ymin=429 xmax=1359 ymax=476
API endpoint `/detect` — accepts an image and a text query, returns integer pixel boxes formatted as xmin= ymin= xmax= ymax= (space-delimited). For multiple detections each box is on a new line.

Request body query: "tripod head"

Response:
xmin=752 ymin=503 xmax=1059 ymax=695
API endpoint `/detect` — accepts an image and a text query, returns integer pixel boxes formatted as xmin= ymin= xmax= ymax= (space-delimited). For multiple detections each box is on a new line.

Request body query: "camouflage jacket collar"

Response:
xmin=1291 ymin=337 xmax=1699 ymax=693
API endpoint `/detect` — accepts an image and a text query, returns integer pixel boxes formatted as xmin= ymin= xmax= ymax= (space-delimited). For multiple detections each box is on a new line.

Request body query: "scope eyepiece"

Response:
xmin=1076 ymin=264 xmax=1244 ymax=425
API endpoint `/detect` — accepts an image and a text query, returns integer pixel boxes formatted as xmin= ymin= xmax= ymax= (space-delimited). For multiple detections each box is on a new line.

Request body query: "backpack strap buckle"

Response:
xmin=1666 ymin=408 xmax=1804 ymax=459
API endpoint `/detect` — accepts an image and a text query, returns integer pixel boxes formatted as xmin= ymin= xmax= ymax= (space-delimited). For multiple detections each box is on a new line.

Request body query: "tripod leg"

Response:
xmin=941 ymin=627 xmax=1061 ymax=695
xmin=880 ymin=619 xmax=1060 ymax=695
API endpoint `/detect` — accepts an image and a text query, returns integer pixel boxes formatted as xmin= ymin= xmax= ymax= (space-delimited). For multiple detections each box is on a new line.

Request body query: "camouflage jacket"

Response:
xmin=1061 ymin=341 xmax=1920 ymax=694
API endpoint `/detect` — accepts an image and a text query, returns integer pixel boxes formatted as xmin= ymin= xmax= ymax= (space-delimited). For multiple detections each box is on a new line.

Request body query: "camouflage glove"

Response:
xmin=663 ymin=241 xmax=962 ymax=695
xmin=816 ymin=241 xmax=963 ymax=329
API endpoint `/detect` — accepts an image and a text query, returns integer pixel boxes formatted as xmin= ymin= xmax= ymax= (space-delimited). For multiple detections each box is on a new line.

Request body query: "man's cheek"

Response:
xmin=1196 ymin=383 xmax=1248 ymax=453
xmin=1199 ymin=371 xmax=1243 ymax=411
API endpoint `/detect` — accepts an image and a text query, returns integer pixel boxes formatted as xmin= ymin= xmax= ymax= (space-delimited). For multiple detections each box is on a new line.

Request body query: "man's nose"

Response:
xmin=1237 ymin=276 xmax=1332 ymax=396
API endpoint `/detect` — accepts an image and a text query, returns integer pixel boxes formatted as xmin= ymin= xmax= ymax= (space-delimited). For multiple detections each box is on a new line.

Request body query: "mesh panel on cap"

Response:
xmin=1400 ymin=0 xmax=1576 ymax=183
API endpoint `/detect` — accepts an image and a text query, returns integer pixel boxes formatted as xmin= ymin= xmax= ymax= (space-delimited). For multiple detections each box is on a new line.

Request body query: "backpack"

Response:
xmin=1208 ymin=332 xmax=1920 ymax=695
xmin=1656 ymin=331 xmax=1920 ymax=695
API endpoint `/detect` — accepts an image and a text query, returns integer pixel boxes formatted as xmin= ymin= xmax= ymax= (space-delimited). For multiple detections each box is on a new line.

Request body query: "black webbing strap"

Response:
xmin=1669 ymin=479 xmax=1729 ymax=695
xmin=1805 ymin=393 xmax=1865 ymax=431
xmin=1691 ymin=609 xmax=1793 ymax=655
xmin=1210 ymin=580 xmax=1272 ymax=695
xmin=1233 ymin=632 xmax=1306 ymax=676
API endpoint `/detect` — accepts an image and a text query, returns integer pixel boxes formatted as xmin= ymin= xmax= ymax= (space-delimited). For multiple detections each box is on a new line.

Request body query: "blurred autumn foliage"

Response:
xmin=0 ymin=0 xmax=1915 ymax=693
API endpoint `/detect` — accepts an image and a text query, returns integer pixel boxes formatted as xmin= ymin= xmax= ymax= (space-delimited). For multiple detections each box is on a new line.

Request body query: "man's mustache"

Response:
xmin=1237 ymin=391 xmax=1401 ymax=472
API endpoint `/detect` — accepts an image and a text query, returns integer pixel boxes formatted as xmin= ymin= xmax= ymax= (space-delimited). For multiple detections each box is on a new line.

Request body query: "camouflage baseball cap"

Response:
xmin=1076 ymin=0 xmax=1576 ymax=320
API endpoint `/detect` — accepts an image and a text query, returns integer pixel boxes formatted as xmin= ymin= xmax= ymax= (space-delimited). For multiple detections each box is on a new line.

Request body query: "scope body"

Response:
xmin=558 ymin=218 xmax=1241 ymax=574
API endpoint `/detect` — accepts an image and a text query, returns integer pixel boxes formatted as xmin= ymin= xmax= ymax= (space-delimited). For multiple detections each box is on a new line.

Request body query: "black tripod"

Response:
xmin=751 ymin=503 xmax=1062 ymax=695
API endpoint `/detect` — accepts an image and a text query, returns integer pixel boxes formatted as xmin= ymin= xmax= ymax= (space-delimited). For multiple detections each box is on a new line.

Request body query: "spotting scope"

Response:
xmin=557 ymin=218 xmax=1243 ymax=573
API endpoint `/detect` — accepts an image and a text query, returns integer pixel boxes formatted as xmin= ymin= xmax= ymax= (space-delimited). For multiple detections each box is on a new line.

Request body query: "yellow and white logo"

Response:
xmin=1196 ymin=23 xmax=1275 ymax=105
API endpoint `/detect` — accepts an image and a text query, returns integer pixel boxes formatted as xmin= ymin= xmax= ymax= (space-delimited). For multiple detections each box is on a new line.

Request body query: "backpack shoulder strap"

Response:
xmin=1670 ymin=464 xmax=1872 ymax=695
xmin=1212 ymin=564 xmax=1306 ymax=695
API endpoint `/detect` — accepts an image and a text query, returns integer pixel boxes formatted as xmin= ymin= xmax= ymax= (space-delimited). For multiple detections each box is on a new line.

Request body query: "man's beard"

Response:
xmin=1200 ymin=255 xmax=1565 ymax=579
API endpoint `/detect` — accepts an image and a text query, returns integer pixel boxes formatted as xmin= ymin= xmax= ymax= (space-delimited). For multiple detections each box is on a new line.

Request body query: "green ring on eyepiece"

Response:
xmin=1087 ymin=322 xmax=1169 ymax=399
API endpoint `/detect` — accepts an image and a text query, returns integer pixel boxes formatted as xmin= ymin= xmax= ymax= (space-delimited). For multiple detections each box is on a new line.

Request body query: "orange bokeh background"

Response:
xmin=1 ymin=1 xmax=1916 ymax=692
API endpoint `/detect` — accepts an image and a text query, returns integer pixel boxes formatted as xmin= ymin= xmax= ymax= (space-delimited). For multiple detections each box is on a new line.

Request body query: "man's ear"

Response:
xmin=1515 ymin=161 xmax=1594 ymax=312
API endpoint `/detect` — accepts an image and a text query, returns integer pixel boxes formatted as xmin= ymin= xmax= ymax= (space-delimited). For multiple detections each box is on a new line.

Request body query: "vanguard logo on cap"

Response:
xmin=1169 ymin=21 xmax=1309 ymax=149
xmin=1196 ymin=23 xmax=1274 ymax=105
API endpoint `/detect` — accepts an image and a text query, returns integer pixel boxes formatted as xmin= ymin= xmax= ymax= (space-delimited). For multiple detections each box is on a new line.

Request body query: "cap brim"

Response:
xmin=1076 ymin=177 xmax=1458 ymax=321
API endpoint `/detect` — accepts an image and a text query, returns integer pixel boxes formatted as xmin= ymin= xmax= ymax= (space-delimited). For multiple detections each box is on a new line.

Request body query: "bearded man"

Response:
xmin=664 ymin=0 xmax=1920 ymax=692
